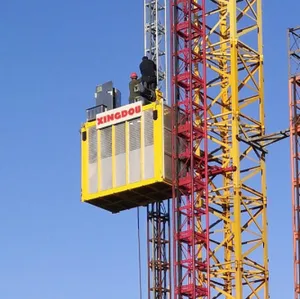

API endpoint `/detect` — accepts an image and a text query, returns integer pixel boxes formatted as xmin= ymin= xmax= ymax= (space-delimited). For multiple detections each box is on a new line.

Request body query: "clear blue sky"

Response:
xmin=0 ymin=1 xmax=299 ymax=298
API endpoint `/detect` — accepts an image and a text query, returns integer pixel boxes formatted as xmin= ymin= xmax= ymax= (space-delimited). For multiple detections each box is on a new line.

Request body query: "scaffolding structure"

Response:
xmin=147 ymin=202 xmax=171 ymax=299
xmin=144 ymin=1 xmax=171 ymax=298
xmin=170 ymin=0 xmax=209 ymax=295
xmin=205 ymin=0 xmax=268 ymax=297
xmin=170 ymin=0 xmax=268 ymax=297
xmin=144 ymin=0 xmax=168 ymax=98
xmin=170 ymin=0 xmax=226 ymax=297
xmin=288 ymin=26 xmax=300 ymax=299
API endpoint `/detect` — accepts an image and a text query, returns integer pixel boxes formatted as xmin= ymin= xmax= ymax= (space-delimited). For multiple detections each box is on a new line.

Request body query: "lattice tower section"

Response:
xmin=144 ymin=1 xmax=171 ymax=299
xmin=147 ymin=202 xmax=171 ymax=299
xmin=144 ymin=0 xmax=168 ymax=98
xmin=204 ymin=0 xmax=269 ymax=297
xmin=170 ymin=0 xmax=229 ymax=298
xmin=288 ymin=26 xmax=300 ymax=299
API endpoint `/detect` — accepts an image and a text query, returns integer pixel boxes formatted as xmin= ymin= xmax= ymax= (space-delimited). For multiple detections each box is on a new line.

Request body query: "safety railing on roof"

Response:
xmin=86 ymin=104 xmax=107 ymax=122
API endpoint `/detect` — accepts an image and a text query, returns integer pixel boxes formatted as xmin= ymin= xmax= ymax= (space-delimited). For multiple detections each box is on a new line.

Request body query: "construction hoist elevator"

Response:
xmin=79 ymin=0 xmax=279 ymax=298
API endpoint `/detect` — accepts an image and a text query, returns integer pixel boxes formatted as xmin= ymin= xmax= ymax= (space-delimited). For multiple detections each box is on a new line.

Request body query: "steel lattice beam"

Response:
xmin=170 ymin=0 xmax=269 ymax=297
xmin=170 ymin=0 xmax=268 ymax=297
xmin=171 ymin=0 xmax=210 ymax=297
xmin=170 ymin=1 xmax=231 ymax=298
xmin=288 ymin=26 xmax=300 ymax=299
xmin=144 ymin=1 xmax=171 ymax=299
xmin=144 ymin=0 xmax=168 ymax=98
xmin=147 ymin=202 xmax=171 ymax=299
xmin=204 ymin=0 xmax=269 ymax=297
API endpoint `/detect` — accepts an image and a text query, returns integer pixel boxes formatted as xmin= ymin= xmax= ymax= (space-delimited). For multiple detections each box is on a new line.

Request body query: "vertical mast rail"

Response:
xmin=288 ymin=26 xmax=300 ymax=299
xmin=144 ymin=0 xmax=168 ymax=98
xmin=147 ymin=202 xmax=171 ymax=299
xmin=171 ymin=0 xmax=209 ymax=296
xmin=144 ymin=1 xmax=171 ymax=299
xmin=170 ymin=1 xmax=227 ymax=298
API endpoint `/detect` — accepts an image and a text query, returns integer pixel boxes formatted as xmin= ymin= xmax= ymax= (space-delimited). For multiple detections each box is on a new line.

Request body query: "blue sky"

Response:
xmin=0 ymin=0 xmax=299 ymax=298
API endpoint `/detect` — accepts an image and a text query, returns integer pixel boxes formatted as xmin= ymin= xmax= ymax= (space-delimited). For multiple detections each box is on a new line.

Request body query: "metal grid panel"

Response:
xmin=101 ymin=127 xmax=112 ymax=190
xmin=115 ymin=123 xmax=126 ymax=155
xmin=144 ymin=109 xmax=155 ymax=180
xmin=88 ymin=126 xmax=98 ymax=193
xmin=115 ymin=123 xmax=126 ymax=187
xmin=129 ymin=118 xmax=141 ymax=183
xmin=144 ymin=109 xmax=154 ymax=147
xmin=88 ymin=126 xmax=97 ymax=164
xmin=101 ymin=127 xmax=112 ymax=159
xmin=164 ymin=129 xmax=172 ymax=181
xmin=129 ymin=118 xmax=141 ymax=151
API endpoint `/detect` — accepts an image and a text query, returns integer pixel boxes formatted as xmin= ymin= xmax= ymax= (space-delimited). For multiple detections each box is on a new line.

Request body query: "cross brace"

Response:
xmin=237 ymin=129 xmax=290 ymax=154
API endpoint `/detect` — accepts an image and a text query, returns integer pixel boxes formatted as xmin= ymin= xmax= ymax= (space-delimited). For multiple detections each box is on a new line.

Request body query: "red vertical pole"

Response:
xmin=170 ymin=1 xmax=234 ymax=297
xmin=289 ymin=76 xmax=300 ymax=299
xmin=289 ymin=74 xmax=300 ymax=299
xmin=288 ymin=26 xmax=300 ymax=299
xmin=201 ymin=0 xmax=210 ymax=296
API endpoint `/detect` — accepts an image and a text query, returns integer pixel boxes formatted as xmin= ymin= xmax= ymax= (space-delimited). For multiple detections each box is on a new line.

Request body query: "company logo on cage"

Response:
xmin=96 ymin=102 xmax=142 ymax=129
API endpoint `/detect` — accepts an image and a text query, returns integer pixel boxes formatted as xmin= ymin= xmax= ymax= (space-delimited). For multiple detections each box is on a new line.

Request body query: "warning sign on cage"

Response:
xmin=96 ymin=102 xmax=142 ymax=129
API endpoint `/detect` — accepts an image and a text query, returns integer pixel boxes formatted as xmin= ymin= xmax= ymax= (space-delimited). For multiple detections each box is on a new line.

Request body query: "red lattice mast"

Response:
xmin=289 ymin=26 xmax=300 ymax=299
xmin=170 ymin=0 xmax=210 ymax=297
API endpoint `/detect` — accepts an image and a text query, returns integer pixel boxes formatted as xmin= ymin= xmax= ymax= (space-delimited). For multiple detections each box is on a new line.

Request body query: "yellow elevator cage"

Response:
xmin=81 ymin=99 xmax=172 ymax=213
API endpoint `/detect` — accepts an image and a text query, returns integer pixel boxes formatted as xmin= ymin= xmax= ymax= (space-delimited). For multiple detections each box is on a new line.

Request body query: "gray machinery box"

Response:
xmin=95 ymin=81 xmax=121 ymax=110
xmin=87 ymin=81 xmax=121 ymax=121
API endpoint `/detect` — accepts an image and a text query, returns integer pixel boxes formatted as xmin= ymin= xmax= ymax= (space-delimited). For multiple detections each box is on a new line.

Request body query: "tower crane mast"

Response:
xmin=144 ymin=0 xmax=168 ymax=98
xmin=288 ymin=26 xmax=300 ymax=299
xmin=144 ymin=1 xmax=171 ymax=298
xmin=170 ymin=0 xmax=268 ymax=297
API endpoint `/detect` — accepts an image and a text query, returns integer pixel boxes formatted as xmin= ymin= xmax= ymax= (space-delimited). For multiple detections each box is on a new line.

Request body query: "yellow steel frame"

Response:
xmin=80 ymin=95 xmax=168 ymax=202
xmin=203 ymin=0 xmax=268 ymax=297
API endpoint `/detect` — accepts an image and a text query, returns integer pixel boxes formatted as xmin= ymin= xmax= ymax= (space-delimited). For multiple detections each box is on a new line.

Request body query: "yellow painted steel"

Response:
xmin=204 ymin=0 xmax=268 ymax=298
xmin=154 ymin=93 xmax=164 ymax=179
xmin=80 ymin=91 xmax=172 ymax=213
xmin=112 ymin=125 xmax=116 ymax=188
xmin=125 ymin=121 xmax=130 ymax=185
xmin=81 ymin=126 xmax=88 ymax=199
xmin=140 ymin=106 xmax=145 ymax=181
xmin=97 ymin=129 xmax=101 ymax=191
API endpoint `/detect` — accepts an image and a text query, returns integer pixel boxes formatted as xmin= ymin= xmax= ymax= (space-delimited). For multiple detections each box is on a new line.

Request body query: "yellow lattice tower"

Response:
xmin=204 ymin=0 xmax=269 ymax=297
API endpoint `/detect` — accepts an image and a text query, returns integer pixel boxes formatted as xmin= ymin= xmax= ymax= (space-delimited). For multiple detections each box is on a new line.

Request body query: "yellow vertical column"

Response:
xmin=97 ymin=129 xmax=101 ymax=192
xmin=257 ymin=0 xmax=269 ymax=295
xmin=229 ymin=1 xmax=242 ymax=297
xmin=140 ymin=115 xmax=144 ymax=181
xmin=219 ymin=2 xmax=233 ymax=295
xmin=125 ymin=121 xmax=130 ymax=185
xmin=112 ymin=126 xmax=116 ymax=188
xmin=81 ymin=126 xmax=88 ymax=198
